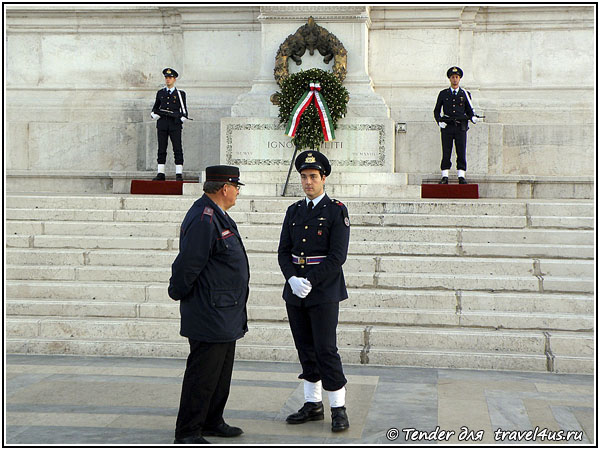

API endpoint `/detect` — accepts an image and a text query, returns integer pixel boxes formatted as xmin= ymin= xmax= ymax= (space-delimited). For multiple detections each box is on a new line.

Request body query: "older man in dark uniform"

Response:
xmin=433 ymin=66 xmax=479 ymax=184
xmin=169 ymin=165 xmax=248 ymax=444
xmin=151 ymin=68 xmax=188 ymax=181
xmin=277 ymin=151 xmax=351 ymax=432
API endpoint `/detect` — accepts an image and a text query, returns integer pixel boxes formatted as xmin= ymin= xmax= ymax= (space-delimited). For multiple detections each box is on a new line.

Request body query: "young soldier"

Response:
xmin=151 ymin=68 xmax=188 ymax=181
xmin=433 ymin=66 xmax=479 ymax=184
xmin=277 ymin=151 xmax=351 ymax=432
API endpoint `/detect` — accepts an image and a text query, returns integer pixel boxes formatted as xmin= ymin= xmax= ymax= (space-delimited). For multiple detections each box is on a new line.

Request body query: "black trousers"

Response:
xmin=286 ymin=301 xmax=347 ymax=392
xmin=174 ymin=339 xmax=236 ymax=440
xmin=157 ymin=127 xmax=184 ymax=165
xmin=440 ymin=124 xmax=467 ymax=171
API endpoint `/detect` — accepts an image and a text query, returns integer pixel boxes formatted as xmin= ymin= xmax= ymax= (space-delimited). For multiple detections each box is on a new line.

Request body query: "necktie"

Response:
xmin=307 ymin=201 xmax=314 ymax=211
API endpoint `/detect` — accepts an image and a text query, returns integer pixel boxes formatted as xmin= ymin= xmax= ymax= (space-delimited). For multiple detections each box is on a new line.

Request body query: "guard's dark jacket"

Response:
xmin=433 ymin=87 xmax=474 ymax=131
xmin=152 ymin=87 xmax=188 ymax=131
xmin=278 ymin=195 xmax=350 ymax=307
xmin=168 ymin=194 xmax=249 ymax=342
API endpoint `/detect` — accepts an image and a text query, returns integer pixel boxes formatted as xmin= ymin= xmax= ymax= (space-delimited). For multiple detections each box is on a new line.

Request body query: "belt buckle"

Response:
xmin=298 ymin=257 xmax=306 ymax=265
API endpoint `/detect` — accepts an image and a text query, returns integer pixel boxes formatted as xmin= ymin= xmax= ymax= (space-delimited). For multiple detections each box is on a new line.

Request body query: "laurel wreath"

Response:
xmin=276 ymin=68 xmax=349 ymax=150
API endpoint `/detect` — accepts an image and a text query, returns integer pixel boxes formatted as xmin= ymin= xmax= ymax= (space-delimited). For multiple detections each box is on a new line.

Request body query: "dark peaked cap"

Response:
xmin=163 ymin=68 xmax=179 ymax=78
xmin=205 ymin=165 xmax=244 ymax=186
xmin=295 ymin=151 xmax=331 ymax=176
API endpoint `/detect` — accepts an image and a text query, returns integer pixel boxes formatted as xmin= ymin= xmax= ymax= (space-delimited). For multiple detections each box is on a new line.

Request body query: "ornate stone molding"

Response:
xmin=259 ymin=5 xmax=369 ymax=24
xmin=273 ymin=17 xmax=347 ymax=85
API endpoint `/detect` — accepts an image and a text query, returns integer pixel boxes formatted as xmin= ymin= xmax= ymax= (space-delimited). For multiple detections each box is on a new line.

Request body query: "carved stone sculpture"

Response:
xmin=274 ymin=16 xmax=347 ymax=87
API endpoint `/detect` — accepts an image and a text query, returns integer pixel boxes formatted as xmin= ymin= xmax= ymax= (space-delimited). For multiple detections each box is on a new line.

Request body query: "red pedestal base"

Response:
xmin=421 ymin=183 xmax=479 ymax=199
xmin=130 ymin=180 xmax=198 ymax=195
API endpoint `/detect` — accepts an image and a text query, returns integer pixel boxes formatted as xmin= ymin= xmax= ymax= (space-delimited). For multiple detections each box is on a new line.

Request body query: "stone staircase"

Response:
xmin=5 ymin=193 xmax=595 ymax=374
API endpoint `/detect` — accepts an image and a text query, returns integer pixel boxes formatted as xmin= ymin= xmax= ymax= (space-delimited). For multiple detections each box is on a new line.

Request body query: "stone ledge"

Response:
xmin=6 ymin=170 xmax=594 ymax=199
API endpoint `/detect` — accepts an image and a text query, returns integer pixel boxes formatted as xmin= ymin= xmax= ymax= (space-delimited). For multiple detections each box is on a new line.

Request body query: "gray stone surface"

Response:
xmin=5 ymin=354 xmax=594 ymax=445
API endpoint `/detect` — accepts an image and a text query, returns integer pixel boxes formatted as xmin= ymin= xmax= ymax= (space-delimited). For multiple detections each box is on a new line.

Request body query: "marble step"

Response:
xmin=5 ymin=194 xmax=594 ymax=217
xmin=5 ymin=282 xmax=593 ymax=315
xmin=5 ymin=264 xmax=593 ymax=294
xmin=6 ymin=220 xmax=594 ymax=247
xmin=5 ymin=316 xmax=592 ymax=358
xmin=6 ymin=249 xmax=595 ymax=278
xmin=5 ymin=299 xmax=593 ymax=332
xmin=7 ymin=206 xmax=595 ymax=230
xmin=7 ymin=233 xmax=594 ymax=259
xmin=4 ymin=336 xmax=591 ymax=374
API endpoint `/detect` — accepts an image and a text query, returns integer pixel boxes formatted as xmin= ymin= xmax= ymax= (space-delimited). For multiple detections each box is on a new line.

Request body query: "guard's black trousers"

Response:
xmin=440 ymin=124 xmax=467 ymax=171
xmin=157 ymin=128 xmax=184 ymax=165
xmin=286 ymin=301 xmax=347 ymax=392
xmin=174 ymin=339 xmax=235 ymax=440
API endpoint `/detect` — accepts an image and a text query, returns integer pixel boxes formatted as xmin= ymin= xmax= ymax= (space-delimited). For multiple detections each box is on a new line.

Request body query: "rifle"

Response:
xmin=158 ymin=109 xmax=194 ymax=120
xmin=440 ymin=114 xmax=485 ymax=125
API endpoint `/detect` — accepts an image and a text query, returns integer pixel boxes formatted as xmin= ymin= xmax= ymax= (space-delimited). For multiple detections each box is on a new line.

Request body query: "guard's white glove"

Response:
xmin=471 ymin=116 xmax=479 ymax=124
xmin=181 ymin=116 xmax=187 ymax=123
xmin=438 ymin=122 xmax=447 ymax=129
xmin=288 ymin=276 xmax=312 ymax=298
xmin=150 ymin=112 xmax=160 ymax=120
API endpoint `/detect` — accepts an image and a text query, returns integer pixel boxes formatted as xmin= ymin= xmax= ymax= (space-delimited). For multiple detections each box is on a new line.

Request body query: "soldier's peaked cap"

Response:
xmin=447 ymin=66 xmax=463 ymax=78
xmin=205 ymin=165 xmax=244 ymax=186
xmin=295 ymin=151 xmax=331 ymax=176
xmin=163 ymin=68 xmax=179 ymax=78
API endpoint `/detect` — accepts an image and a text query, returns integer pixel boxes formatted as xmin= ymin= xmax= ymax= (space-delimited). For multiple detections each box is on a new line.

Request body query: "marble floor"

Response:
xmin=5 ymin=354 xmax=595 ymax=445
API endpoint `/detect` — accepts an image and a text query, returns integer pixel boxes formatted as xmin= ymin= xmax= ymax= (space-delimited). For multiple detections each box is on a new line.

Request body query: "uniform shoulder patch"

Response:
xmin=201 ymin=206 xmax=214 ymax=223
xmin=331 ymin=198 xmax=350 ymax=226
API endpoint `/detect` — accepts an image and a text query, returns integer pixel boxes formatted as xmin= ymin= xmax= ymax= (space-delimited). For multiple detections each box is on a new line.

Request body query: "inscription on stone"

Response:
xmin=221 ymin=118 xmax=394 ymax=172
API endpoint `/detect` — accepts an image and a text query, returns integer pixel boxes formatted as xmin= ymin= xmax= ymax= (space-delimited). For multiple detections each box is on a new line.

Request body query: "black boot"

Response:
xmin=458 ymin=177 xmax=468 ymax=184
xmin=152 ymin=173 xmax=166 ymax=181
xmin=439 ymin=176 xmax=448 ymax=184
xmin=286 ymin=401 xmax=324 ymax=424
xmin=176 ymin=174 xmax=183 ymax=181
xmin=331 ymin=406 xmax=350 ymax=432
xmin=173 ymin=434 xmax=210 ymax=444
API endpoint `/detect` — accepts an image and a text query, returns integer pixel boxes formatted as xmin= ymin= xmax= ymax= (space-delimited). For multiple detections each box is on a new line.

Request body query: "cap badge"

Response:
xmin=305 ymin=155 xmax=316 ymax=163
xmin=166 ymin=69 xmax=172 ymax=74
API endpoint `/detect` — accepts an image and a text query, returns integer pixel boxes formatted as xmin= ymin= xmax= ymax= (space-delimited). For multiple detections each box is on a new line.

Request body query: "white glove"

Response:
xmin=438 ymin=122 xmax=447 ymax=129
xmin=288 ymin=276 xmax=312 ymax=298
xmin=471 ymin=116 xmax=479 ymax=124
xmin=150 ymin=112 xmax=160 ymax=120
xmin=180 ymin=116 xmax=187 ymax=123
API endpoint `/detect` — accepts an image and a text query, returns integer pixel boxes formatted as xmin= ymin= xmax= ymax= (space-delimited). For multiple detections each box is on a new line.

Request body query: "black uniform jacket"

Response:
xmin=278 ymin=195 xmax=350 ymax=307
xmin=152 ymin=87 xmax=188 ymax=131
xmin=169 ymin=194 xmax=249 ymax=342
xmin=433 ymin=87 xmax=474 ymax=130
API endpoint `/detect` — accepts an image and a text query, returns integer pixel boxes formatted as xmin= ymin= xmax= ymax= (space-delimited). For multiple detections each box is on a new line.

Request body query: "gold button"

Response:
xmin=305 ymin=226 xmax=308 ymax=229
xmin=292 ymin=223 xmax=295 ymax=226
xmin=302 ymin=239 xmax=306 ymax=242
xmin=301 ymin=252 xmax=304 ymax=256
xmin=301 ymin=265 xmax=305 ymax=268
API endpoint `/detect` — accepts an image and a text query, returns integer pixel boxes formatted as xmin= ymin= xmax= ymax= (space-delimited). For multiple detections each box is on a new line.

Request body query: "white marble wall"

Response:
xmin=5 ymin=5 xmax=595 ymax=176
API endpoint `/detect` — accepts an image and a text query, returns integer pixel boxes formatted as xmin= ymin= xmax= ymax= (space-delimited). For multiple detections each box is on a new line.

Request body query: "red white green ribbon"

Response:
xmin=285 ymin=83 xmax=335 ymax=141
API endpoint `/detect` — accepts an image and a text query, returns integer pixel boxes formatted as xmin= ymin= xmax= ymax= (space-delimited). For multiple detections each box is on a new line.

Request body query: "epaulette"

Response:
xmin=201 ymin=206 xmax=214 ymax=223
xmin=331 ymin=198 xmax=350 ymax=226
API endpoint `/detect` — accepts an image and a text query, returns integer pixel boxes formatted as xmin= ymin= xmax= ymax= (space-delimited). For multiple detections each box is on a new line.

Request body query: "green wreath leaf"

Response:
xmin=276 ymin=68 xmax=349 ymax=150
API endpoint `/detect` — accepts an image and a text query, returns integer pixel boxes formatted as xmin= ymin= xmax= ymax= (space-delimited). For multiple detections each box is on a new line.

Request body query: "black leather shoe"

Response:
xmin=152 ymin=173 xmax=165 ymax=181
xmin=458 ymin=177 xmax=468 ymax=184
xmin=174 ymin=434 xmax=210 ymax=444
xmin=331 ymin=406 xmax=350 ymax=432
xmin=286 ymin=401 xmax=324 ymax=424
xmin=202 ymin=422 xmax=243 ymax=437
xmin=176 ymin=174 xmax=183 ymax=181
xmin=439 ymin=176 xmax=448 ymax=184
